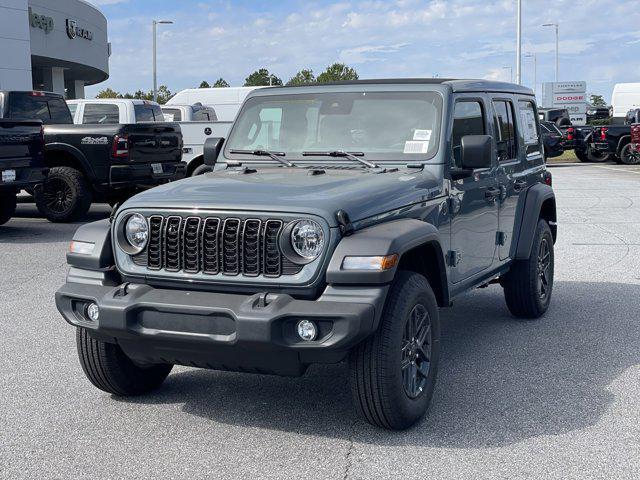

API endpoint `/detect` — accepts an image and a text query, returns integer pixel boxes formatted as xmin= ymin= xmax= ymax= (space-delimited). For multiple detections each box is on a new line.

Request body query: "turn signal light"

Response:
xmin=342 ymin=254 xmax=399 ymax=271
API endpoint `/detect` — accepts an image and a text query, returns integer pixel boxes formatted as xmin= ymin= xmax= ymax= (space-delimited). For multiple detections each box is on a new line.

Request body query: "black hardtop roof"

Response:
xmin=275 ymin=78 xmax=534 ymax=96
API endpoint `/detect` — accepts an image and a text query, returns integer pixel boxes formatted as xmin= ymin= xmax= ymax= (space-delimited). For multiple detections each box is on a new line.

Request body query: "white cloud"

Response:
xmin=86 ymin=0 xmax=640 ymax=103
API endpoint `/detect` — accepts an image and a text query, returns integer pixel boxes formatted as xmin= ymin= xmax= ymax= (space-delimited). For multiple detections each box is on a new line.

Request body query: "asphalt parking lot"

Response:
xmin=1 ymin=163 xmax=639 ymax=480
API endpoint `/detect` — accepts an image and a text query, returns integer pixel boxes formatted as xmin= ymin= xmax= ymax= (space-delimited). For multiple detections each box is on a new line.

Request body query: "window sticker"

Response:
xmin=520 ymin=108 xmax=538 ymax=145
xmin=404 ymin=141 xmax=429 ymax=154
xmin=413 ymin=129 xmax=432 ymax=141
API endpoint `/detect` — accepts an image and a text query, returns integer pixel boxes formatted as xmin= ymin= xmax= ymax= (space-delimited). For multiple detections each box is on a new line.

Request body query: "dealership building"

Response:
xmin=0 ymin=0 xmax=109 ymax=98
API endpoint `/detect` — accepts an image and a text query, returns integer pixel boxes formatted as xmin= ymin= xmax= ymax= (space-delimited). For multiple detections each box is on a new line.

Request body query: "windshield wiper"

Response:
xmin=229 ymin=149 xmax=295 ymax=167
xmin=302 ymin=150 xmax=378 ymax=168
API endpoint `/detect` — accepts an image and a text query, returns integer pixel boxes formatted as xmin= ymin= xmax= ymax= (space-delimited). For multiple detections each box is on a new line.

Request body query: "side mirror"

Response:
xmin=460 ymin=135 xmax=493 ymax=169
xmin=203 ymin=137 xmax=224 ymax=166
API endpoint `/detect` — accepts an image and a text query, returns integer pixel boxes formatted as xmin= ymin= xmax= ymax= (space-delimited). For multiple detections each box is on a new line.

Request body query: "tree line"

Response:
xmin=95 ymin=63 xmax=359 ymax=104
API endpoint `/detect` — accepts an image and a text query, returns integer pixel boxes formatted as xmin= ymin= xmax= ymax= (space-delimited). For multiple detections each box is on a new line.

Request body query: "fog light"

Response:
xmin=86 ymin=303 xmax=100 ymax=322
xmin=297 ymin=320 xmax=317 ymax=341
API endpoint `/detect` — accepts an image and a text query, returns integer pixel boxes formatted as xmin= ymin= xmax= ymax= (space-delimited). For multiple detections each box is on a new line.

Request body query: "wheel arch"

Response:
xmin=326 ymin=218 xmax=450 ymax=307
xmin=44 ymin=143 xmax=96 ymax=181
xmin=186 ymin=155 xmax=204 ymax=176
xmin=514 ymin=184 xmax=557 ymax=260
xmin=616 ymin=135 xmax=631 ymax=154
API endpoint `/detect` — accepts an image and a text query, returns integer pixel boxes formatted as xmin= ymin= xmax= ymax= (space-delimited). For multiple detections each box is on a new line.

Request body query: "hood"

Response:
xmin=122 ymin=166 xmax=444 ymax=227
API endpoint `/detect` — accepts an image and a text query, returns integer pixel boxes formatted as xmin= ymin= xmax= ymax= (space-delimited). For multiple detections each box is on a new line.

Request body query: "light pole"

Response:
xmin=525 ymin=52 xmax=537 ymax=97
xmin=542 ymin=22 xmax=559 ymax=82
xmin=503 ymin=66 xmax=513 ymax=83
xmin=516 ymin=0 xmax=522 ymax=84
xmin=152 ymin=19 xmax=173 ymax=102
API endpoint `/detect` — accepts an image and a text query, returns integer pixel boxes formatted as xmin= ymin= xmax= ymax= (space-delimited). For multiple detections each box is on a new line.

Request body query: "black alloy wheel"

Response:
xmin=41 ymin=177 xmax=74 ymax=214
xmin=401 ymin=304 xmax=432 ymax=399
xmin=537 ymin=237 xmax=552 ymax=300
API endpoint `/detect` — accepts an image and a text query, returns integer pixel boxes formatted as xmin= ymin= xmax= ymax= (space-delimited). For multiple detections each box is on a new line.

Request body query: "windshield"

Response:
xmin=225 ymin=91 xmax=443 ymax=162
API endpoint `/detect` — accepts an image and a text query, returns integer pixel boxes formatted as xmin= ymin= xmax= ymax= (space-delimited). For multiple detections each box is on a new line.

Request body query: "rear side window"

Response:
xmin=161 ymin=108 xmax=182 ymax=121
xmin=133 ymin=104 xmax=164 ymax=122
xmin=451 ymin=101 xmax=485 ymax=167
xmin=82 ymin=103 xmax=120 ymax=124
xmin=518 ymin=101 xmax=541 ymax=156
xmin=493 ymin=100 xmax=517 ymax=161
xmin=7 ymin=93 xmax=72 ymax=124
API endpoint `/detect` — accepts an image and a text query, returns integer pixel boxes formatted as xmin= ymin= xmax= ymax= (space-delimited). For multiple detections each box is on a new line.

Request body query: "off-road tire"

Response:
xmin=619 ymin=143 xmax=640 ymax=165
xmin=574 ymin=149 xmax=589 ymax=163
xmin=0 ymin=192 xmax=17 ymax=226
xmin=503 ymin=219 xmax=554 ymax=319
xmin=192 ymin=164 xmax=213 ymax=176
xmin=586 ymin=148 xmax=610 ymax=163
xmin=349 ymin=271 xmax=440 ymax=430
xmin=76 ymin=328 xmax=173 ymax=396
xmin=34 ymin=166 xmax=92 ymax=222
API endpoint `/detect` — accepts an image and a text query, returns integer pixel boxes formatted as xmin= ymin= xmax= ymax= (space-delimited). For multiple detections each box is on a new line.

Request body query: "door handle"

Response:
xmin=485 ymin=187 xmax=501 ymax=201
xmin=513 ymin=179 xmax=527 ymax=192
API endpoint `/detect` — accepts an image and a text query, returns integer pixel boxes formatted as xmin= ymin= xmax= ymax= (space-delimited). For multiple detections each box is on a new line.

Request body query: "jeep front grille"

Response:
xmin=136 ymin=215 xmax=300 ymax=277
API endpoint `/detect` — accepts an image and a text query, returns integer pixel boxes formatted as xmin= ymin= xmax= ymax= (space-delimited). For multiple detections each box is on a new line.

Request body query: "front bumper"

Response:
xmin=109 ymin=161 xmax=186 ymax=187
xmin=56 ymin=276 xmax=386 ymax=376
xmin=0 ymin=166 xmax=47 ymax=190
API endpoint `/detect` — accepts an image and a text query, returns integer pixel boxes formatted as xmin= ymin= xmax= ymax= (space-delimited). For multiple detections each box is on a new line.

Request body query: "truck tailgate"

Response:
xmin=123 ymin=123 xmax=182 ymax=164
xmin=0 ymin=119 xmax=43 ymax=167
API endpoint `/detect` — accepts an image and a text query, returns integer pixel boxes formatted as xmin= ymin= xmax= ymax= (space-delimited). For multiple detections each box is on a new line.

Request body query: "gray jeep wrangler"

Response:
xmin=56 ymin=79 xmax=556 ymax=430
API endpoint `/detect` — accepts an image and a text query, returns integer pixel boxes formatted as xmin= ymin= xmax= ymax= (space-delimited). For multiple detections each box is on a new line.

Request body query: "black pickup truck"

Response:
xmin=587 ymin=108 xmax=640 ymax=165
xmin=0 ymin=119 xmax=47 ymax=225
xmin=0 ymin=91 xmax=186 ymax=222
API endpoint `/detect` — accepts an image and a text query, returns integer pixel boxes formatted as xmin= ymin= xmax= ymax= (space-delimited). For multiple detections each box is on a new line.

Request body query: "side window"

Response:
xmin=451 ymin=101 xmax=485 ymax=167
xmin=67 ymin=103 xmax=78 ymax=120
xmin=493 ymin=100 xmax=517 ymax=161
xmin=517 ymin=100 xmax=541 ymax=156
xmin=82 ymin=103 xmax=120 ymax=124
xmin=134 ymin=105 xmax=155 ymax=122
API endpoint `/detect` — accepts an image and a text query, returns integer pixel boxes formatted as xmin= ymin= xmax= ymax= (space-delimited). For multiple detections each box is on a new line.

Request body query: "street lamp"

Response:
xmin=515 ymin=0 xmax=522 ymax=84
xmin=503 ymin=66 xmax=513 ymax=83
xmin=542 ymin=22 xmax=559 ymax=82
xmin=524 ymin=52 xmax=537 ymax=97
xmin=152 ymin=19 xmax=173 ymax=102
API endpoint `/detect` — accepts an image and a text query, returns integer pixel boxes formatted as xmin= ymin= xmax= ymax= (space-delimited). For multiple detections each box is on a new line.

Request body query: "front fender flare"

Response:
xmin=326 ymin=219 xmax=443 ymax=285
xmin=67 ymin=219 xmax=114 ymax=271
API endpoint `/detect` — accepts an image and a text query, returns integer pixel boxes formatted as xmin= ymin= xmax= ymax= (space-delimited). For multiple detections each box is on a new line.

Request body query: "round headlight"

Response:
xmin=124 ymin=213 xmax=148 ymax=251
xmin=291 ymin=220 xmax=324 ymax=260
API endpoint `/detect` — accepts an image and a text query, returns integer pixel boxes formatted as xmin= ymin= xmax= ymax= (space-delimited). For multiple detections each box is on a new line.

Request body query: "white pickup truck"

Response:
xmin=160 ymin=103 xmax=232 ymax=175
xmin=67 ymin=98 xmax=167 ymax=124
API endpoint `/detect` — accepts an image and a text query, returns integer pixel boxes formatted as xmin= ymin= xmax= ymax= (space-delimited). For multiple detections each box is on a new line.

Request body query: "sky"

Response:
xmin=86 ymin=0 xmax=640 ymax=102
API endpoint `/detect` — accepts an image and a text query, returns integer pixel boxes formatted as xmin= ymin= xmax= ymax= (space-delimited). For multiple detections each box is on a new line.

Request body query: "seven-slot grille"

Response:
xmin=139 ymin=215 xmax=297 ymax=277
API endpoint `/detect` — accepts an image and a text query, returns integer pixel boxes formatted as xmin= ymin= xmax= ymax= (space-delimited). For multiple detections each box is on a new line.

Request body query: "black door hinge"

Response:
xmin=496 ymin=231 xmax=507 ymax=246
xmin=447 ymin=250 xmax=462 ymax=267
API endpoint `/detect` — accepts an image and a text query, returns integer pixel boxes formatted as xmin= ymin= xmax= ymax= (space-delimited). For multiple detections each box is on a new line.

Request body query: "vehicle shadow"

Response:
xmin=116 ymin=280 xmax=640 ymax=447
xmin=0 ymin=204 xmax=110 ymax=244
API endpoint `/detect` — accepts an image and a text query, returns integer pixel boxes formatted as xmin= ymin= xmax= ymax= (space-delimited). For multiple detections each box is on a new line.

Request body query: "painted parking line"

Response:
xmin=592 ymin=165 xmax=640 ymax=175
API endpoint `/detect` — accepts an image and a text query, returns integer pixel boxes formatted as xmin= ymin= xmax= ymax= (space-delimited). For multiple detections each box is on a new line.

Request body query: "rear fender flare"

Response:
xmin=514 ymin=184 xmax=556 ymax=260
xmin=44 ymin=142 xmax=97 ymax=181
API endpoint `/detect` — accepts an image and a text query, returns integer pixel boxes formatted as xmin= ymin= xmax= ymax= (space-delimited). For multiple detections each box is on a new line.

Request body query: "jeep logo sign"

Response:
xmin=28 ymin=7 xmax=54 ymax=34
xmin=66 ymin=19 xmax=93 ymax=40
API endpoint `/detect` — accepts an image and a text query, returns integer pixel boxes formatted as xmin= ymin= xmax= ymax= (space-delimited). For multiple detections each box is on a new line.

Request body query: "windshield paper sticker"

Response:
xmin=520 ymin=109 xmax=539 ymax=145
xmin=413 ymin=129 xmax=432 ymax=141
xmin=404 ymin=141 xmax=429 ymax=154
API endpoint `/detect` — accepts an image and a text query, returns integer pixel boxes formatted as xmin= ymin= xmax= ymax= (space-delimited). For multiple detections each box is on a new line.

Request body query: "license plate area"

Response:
xmin=1 ymin=169 xmax=16 ymax=182
xmin=151 ymin=163 xmax=163 ymax=174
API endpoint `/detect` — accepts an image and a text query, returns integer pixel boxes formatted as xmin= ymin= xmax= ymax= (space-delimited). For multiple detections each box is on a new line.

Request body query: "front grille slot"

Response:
xmin=142 ymin=214 xmax=296 ymax=278
xmin=163 ymin=216 xmax=182 ymax=272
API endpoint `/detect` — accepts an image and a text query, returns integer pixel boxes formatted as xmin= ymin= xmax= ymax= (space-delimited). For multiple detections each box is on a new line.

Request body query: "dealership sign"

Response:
xmin=542 ymin=81 xmax=588 ymax=125
xmin=28 ymin=7 xmax=53 ymax=34
xmin=66 ymin=19 xmax=93 ymax=41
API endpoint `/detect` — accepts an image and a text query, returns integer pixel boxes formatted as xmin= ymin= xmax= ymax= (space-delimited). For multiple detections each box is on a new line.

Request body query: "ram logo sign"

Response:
xmin=66 ymin=19 xmax=93 ymax=41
